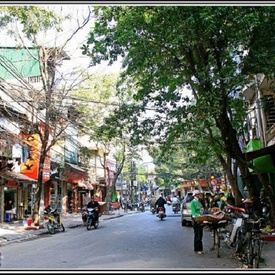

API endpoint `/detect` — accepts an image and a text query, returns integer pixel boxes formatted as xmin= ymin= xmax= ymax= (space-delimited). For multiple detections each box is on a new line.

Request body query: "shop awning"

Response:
xmin=66 ymin=163 xmax=86 ymax=173
xmin=199 ymin=180 xmax=208 ymax=187
xmin=61 ymin=163 xmax=87 ymax=184
xmin=78 ymin=180 xmax=94 ymax=190
xmin=0 ymin=170 xmax=37 ymax=183
xmin=182 ymin=183 xmax=191 ymax=188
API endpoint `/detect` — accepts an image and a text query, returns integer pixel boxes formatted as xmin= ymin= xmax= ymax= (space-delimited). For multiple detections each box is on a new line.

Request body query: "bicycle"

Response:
xmin=206 ymin=219 xmax=228 ymax=258
xmin=203 ymin=219 xmax=228 ymax=258
xmin=195 ymin=211 xmax=230 ymax=258
xmin=244 ymin=218 xmax=265 ymax=268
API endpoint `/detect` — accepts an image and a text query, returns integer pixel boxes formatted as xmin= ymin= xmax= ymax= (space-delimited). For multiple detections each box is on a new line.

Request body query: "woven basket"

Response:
xmin=194 ymin=213 xmax=225 ymax=223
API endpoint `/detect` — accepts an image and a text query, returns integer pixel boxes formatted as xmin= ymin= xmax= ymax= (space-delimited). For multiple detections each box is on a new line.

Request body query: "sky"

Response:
xmin=0 ymin=5 xmax=121 ymax=74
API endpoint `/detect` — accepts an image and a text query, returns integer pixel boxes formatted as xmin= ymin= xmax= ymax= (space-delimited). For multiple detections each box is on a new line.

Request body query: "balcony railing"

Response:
xmin=263 ymin=95 xmax=275 ymax=130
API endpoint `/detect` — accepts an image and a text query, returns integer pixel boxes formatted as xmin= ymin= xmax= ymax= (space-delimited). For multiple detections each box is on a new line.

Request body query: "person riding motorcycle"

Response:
xmin=171 ymin=195 xmax=181 ymax=210
xmin=87 ymin=196 xmax=100 ymax=222
xmin=155 ymin=194 xmax=167 ymax=214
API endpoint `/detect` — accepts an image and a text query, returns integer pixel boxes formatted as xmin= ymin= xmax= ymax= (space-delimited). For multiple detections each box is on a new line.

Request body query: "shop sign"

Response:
xmin=5 ymin=180 xmax=19 ymax=187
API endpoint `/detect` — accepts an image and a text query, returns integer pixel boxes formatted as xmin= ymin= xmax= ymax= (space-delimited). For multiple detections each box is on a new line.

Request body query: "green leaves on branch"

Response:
xmin=0 ymin=6 xmax=62 ymax=40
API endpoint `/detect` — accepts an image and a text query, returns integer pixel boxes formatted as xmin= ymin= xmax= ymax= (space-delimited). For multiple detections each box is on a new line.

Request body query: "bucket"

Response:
xmin=23 ymin=220 xmax=28 ymax=227
xmin=27 ymin=218 xmax=32 ymax=226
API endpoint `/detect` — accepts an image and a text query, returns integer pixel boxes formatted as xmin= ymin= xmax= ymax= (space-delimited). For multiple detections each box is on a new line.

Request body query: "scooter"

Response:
xmin=81 ymin=205 xmax=88 ymax=226
xmin=172 ymin=203 xmax=180 ymax=214
xmin=223 ymin=203 xmax=246 ymax=252
xmin=260 ymin=195 xmax=271 ymax=225
xmin=86 ymin=207 xmax=99 ymax=230
xmin=157 ymin=206 xmax=166 ymax=220
xmin=43 ymin=206 xmax=65 ymax=234
xmin=138 ymin=201 xmax=145 ymax=212
xmin=150 ymin=205 xmax=156 ymax=214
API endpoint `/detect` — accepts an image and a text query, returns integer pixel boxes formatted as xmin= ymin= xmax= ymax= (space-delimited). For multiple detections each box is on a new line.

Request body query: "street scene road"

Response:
xmin=0 ymin=205 xmax=248 ymax=271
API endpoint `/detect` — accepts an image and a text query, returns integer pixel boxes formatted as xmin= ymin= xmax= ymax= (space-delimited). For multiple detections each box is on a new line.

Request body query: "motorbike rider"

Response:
xmin=149 ymin=196 xmax=156 ymax=210
xmin=150 ymin=196 xmax=156 ymax=207
xmin=171 ymin=195 xmax=181 ymax=210
xmin=155 ymin=194 xmax=167 ymax=214
xmin=87 ymin=196 xmax=100 ymax=222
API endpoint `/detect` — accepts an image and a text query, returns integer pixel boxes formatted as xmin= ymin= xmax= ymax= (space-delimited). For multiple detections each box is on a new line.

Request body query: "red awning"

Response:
xmin=67 ymin=172 xmax=86 ymax=183
xmin=199 ymin=180 xmax=208 ymax=187
xmin=61 ymin=163 xmax=88 ymax=184
xmin=182 ymin=183 xmax=191 ymax=188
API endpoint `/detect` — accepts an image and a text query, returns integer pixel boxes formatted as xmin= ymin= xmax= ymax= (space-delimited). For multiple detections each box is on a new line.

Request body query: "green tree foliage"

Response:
xmin=82 ymin=6 xmax=275 ymax=224
xmin=0 ymin=6 xmax=62 ymax=40
xmin=73 ymin=71 xmax=143 ymax=207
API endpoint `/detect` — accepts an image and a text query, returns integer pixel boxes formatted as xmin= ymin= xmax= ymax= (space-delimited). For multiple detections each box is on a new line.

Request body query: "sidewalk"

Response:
xmin=0 ymin=208 xmax=275 ymax=270
xmin=0 ymin=208 xmax=132 ymax=246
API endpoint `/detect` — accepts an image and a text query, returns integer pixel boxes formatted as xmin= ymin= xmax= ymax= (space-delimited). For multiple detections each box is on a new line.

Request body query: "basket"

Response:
xmin=194 ymin=213 xmax=226 ymax=223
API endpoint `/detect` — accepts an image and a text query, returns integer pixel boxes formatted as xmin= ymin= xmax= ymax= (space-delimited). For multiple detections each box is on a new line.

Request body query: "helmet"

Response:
xmin=192 ymin=190 xmax=201 ymax=196
xmin=159 ymin=194 xmax=163 ymax=198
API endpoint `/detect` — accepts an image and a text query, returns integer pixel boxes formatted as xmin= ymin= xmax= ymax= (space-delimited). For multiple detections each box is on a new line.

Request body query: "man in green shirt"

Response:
xmin=190 ymin=189 xmax=204 ymax=254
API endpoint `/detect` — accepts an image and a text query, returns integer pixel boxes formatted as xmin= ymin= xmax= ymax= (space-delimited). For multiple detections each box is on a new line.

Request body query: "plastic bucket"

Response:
xmin=27 ymin=218 xmax=32 ymax=226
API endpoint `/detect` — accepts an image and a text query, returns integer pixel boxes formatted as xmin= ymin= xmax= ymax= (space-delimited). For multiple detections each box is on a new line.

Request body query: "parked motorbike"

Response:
xmin=150 ymin=205 xmax=156 ymax=214
xmin=157 ymin=206 xmax=166 ymax=220
xmin=86 ymin=207 xmax=99 ymax=230
xmin=43 ymin=206 xmax=65 ymax=234
xmin=222 ymin=203 xmax=249 ymax=254
xmin=172 ymin=203 xmax=180 ymax=214
xmin=260 ymin=195 xmax=271 ymax=225
xmin=123 ymin=200 xmax=133 ymax=211
xmin=81 ymin=205 xmax=88 ymax=226
xmin=138 ymin=201 xmax=145 ymax=212
xmin=132 ymin=201 xmax=139 ymax=211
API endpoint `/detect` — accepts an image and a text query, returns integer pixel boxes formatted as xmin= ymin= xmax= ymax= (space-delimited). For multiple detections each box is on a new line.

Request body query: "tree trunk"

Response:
xmin=32 ymin=150 xmax=47 ymax=226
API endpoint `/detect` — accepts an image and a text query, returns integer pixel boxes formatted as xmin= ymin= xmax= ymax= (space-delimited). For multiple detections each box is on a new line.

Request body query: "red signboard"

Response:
xmin=20 ymin=133 xmax=51 ymax=182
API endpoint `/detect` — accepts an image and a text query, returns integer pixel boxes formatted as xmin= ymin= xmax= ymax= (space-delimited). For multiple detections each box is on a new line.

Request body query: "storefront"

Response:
xmin=60 ymin=163 xmax=92 ymax=214
xmin=0 ymin=170 xmax=37 ymax=222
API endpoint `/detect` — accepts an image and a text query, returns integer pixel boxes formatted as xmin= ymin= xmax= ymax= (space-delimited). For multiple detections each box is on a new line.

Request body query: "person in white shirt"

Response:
xmin=171 ymin=195 xmax=181 ymax=207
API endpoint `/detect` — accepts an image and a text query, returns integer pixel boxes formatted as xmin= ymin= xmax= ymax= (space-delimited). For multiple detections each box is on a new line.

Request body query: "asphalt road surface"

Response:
xmin=0 ymin=205 xmax=243 ymax=271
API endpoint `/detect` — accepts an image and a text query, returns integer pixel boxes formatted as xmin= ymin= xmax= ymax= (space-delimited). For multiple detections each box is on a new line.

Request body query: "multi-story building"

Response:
xmin=241 ymin=74 xmax=275 ymax=195
xmin=0 ymin=47 xmax=112 ymax=222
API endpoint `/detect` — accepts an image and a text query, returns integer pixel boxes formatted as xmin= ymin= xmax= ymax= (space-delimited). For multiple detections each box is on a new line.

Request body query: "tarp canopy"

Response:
xmin=0 ymin=170 xmax=37 ymax=183
xmin=245 ymin=139 xmax=275 ymax=173
xmin=245 ymin=142 xmax=275 ymax=161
